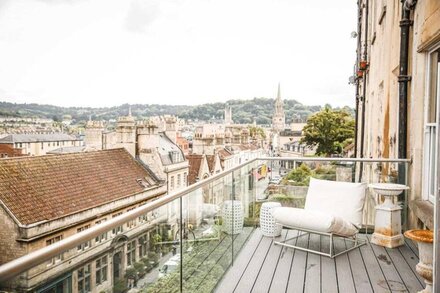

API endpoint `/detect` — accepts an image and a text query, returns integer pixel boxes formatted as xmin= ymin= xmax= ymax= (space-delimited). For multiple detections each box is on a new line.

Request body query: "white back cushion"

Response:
xmin=305 ymin=177 xmax=367 ymax=227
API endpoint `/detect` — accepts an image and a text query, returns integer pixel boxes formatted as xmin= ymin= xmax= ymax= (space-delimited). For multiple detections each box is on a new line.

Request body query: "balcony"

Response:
xmin=217 ymin=229 xmax=423 ymax=292
xmin=0 ymin=157 xmax=427 ymax=293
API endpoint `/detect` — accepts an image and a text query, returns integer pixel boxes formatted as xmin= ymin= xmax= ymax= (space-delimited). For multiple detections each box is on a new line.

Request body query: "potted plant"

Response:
xmin=359 ymin=60 xmax=369 ymax=70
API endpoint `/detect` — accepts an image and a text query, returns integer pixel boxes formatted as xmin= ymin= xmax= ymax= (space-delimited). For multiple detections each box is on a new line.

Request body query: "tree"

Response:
xmin=248 ymin=126 xmax=266 ymax=139
xmin=300 ymin=107 xmax=355 ymax=156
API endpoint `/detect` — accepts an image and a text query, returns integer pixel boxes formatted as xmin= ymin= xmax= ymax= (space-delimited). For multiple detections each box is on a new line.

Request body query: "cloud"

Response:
xmin=125 ymin=0 xmax=160 ymax=33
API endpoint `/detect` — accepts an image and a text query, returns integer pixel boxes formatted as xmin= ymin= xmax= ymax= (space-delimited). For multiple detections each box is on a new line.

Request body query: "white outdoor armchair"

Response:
xmin=272 ymin=177 xmax=368 ymax=258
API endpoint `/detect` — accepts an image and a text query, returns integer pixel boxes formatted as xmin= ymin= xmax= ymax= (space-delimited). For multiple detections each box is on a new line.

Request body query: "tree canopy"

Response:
xmin=300 ymin=107 xmax=355 ymax=156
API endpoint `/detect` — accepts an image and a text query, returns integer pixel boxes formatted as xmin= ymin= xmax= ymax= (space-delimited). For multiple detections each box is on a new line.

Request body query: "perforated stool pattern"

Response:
xmin=222 ymin=200 xmax=244 ymax=235
xmin=260 ymin=202 xmax=282 ymax=237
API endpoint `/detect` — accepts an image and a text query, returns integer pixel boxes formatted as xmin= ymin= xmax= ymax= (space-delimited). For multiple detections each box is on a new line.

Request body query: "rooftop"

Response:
xmin=0 ymin=133 xmax=80 ymax=143
xmin=0 ymin=148 xmax=160 ymax=225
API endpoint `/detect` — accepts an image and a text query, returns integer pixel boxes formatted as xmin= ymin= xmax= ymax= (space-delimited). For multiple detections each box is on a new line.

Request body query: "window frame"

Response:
xmin=77 ymin=263 xmax=91 ymax=293
xmin=423 ymin=46 xmax=440 ymax=203
xmin=77 ymin=225 xmax=91 ymax=251
xmin=95 ymin=255 xmax=108 ymax=285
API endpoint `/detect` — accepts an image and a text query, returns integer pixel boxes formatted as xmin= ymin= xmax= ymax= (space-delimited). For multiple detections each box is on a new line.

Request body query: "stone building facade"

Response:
xmin=84 ymin=113 xmax=189 ymax=195
xmin=0 ymin=149 xmax=169 ymax=293
xmin=0 ymin=133 xmax=83 ymax=156
xmin=355 ymin=0 xmax=440 ymax=228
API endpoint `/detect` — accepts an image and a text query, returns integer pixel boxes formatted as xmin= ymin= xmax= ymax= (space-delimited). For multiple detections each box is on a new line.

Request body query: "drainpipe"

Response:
xmin=354 ymin=0 xmax=362 ymax=159
xmin=358 ymin=0 xmax=368 ymax=182
xmin=397 ymin=0 xmax=416 ymax=184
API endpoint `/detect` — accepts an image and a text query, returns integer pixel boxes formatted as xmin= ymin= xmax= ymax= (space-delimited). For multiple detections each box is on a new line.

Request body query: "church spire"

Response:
xmin=272 ymin=83 xmax=285 ymax=132
xmin=277 ymin=82 xmax=281 ymax=100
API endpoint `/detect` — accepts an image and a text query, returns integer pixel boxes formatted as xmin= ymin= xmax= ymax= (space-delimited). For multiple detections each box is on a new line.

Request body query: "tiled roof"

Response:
xmin=0 ymin=133 xmax=80 ymax=144
xmin=206 ymin=155 xmax=215 ymax=174
xmin=186 ymin=154 xmax=203 ymax=185
xmin=0 ymin=148 xmax=160 ymax=225
xmin=217 ymin=148 xmax=232 ymax=159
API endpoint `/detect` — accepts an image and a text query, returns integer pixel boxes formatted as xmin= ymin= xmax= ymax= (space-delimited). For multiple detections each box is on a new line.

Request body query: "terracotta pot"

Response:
xmin=404 ymin=230 xmax=433 ymax=293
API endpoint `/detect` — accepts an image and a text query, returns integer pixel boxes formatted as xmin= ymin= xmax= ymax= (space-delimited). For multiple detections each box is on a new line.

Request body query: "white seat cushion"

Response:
xmin=305 ymin=178 xmax=367 ymax=228
xmin=272 ymin=207 xmax=358 ymax=237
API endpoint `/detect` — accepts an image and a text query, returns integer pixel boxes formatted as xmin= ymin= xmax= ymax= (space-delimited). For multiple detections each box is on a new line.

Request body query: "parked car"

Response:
xmin=269 ymin=175 xmax=282 ymax=185
xmin=158 ymin=254 xmax=180 ymax=278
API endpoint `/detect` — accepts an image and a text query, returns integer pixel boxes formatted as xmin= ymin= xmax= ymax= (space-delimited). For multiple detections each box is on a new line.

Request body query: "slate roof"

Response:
xmin=0 ymin=133 xmax=80 ymax=144
xmin=47 ymin=146 xmax=96 ymax=154
xmin=0 ymin=148 xmax=160 ymax=225
xmin=157 ymin=133 xmax=185 ymax=166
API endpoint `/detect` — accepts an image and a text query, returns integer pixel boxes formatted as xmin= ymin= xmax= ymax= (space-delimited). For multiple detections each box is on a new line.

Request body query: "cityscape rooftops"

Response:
xmin=0 ymin=148 xmax=160 ymax=225
xmin=158 ymin=132 xmax=185 ymax=165
xmin=0 ymin=133 xmax=80 ymax=144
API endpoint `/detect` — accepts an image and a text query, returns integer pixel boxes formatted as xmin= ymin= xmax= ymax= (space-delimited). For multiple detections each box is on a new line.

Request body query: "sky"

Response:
xmin=0 ymin=0 xmax=358 ymax=108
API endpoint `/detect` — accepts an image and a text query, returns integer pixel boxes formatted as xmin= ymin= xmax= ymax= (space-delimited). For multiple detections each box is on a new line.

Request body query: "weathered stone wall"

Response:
xmin=357 ymin=0 xmax=440 ymax=229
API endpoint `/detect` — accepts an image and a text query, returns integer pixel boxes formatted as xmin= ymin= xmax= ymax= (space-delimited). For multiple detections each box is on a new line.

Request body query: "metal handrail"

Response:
xmin=0 ymin=156 xmax=411 ymax=282
xmin=263 ymin=157 xmax=411 ymax=163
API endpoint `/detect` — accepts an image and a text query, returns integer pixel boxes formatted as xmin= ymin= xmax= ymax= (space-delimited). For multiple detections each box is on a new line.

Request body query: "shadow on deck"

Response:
xmin=216 ymin=229 xmax=423 ymax=293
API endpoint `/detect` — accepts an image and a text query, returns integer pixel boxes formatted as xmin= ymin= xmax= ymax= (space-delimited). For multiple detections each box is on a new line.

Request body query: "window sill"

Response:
xmin=409 ymin=200 xmax=434 ymax=230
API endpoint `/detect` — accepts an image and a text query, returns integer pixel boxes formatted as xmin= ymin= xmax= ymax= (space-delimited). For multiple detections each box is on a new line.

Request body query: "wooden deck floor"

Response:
xmin=215 ymin=229 xmax=424 ymax=293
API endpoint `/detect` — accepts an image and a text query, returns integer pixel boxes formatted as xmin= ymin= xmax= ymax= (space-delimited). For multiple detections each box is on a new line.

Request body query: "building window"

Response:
xmin=138 ymin=234 xmax=148 ymax=258
xmin=170 ymin=176 xmax=175 ymax=190
xmin=95 ymin=255 xmax=108 ymax=285
xmin=183 ymin=172 xmax=187 ymax=186
xmin=424 ymin=47 xmax=440 ymax=203
xmin=41 ymin=142 xmax=44 ymax=150
xmin=177 ymin=174 xmax=181 ymax=188
xmin=46 ymin=235 xmax=63 ymax=265
xmin=77 ymin=225 xmax=91 ymax=251
xmin=112 ymin=212 xmax=123 ymax=235
xmin=127 ymin=208 xmax=136 ymax=229
xmin=138 ymin=203 xmax=148 ymax=223
xmin=77 ymin=264 xmax=91 ymax=293
xmin=95 ymin=219 xmax=108 ymax=243
xmin=127 ymin=240 xmax=136 ymax=266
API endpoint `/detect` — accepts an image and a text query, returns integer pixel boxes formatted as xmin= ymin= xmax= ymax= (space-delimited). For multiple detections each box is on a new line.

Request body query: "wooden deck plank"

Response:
xmin=216 ymin=229 xmax=263 ymax=293
xmin=398 ymin=243 xmax=425 ymax=284
xmin=367 ymin=235 xmax=408 ymax=292
xmin=334 ymin=237 xmax=356 ymax=293
xmin=359 ymin=240 xmax=391 ymax=292
xmin=304 ymin=234 xmax=321 ymax=293
xmin=346 ymin=238 xmax=374 ymax=293
xmin=251 ymin=230 xmax=288 ymax=293
xmin=404 ymin=237 xmax=419 ymax=255
xmin=216 ymin=229 xmax=422 ymax=293
xmin=286 ymin=232 xmax=309 ymax=293
xmin=233 ymin=232 xmax=273 ymax=292
xmin=320 ymin=235 xmax=338 ymax=293
xmin=268 ymin=230 xmax=297 ymax=293
xmin=385 ymin=247 xmax=424 ymax=292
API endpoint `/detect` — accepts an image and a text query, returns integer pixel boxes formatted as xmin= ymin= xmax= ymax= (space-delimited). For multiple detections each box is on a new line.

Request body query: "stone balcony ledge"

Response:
xmin=409 ymin=199 xmax=434 ymax=230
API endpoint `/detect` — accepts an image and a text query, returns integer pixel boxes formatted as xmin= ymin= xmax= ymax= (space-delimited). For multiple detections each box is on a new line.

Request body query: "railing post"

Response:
xmin=179 ymin=196 xmax=183 ymax=292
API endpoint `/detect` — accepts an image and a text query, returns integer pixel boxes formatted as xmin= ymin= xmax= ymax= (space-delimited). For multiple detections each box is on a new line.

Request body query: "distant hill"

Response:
xmin=0 ymin=99 xmax=353 ymax=125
